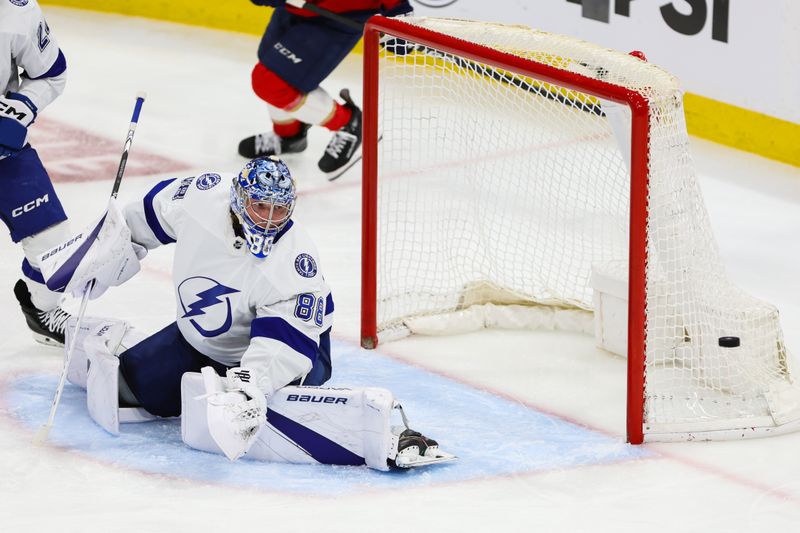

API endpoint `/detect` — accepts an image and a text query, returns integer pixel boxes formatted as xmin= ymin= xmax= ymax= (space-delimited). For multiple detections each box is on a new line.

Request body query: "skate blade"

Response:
xmin=32 ymin=332 xmax=63 ymax=349
xmin=394 ymin=450 xmax=457 ymax=469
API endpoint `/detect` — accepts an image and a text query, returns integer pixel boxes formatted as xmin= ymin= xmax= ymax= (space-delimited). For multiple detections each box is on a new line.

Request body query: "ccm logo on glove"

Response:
xmin=0 ymin=99 xmax=32 ymax=122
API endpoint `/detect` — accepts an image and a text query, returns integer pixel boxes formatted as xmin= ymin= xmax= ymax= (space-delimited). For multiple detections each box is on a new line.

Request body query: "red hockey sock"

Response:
xmin=322 ymin=103 xmax=352 ymax=131
xmin=273 ymin=120 xmax=303 ymax=138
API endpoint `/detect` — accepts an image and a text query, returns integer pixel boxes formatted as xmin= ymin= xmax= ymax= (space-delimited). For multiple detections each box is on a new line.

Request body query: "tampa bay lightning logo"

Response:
xmin=294 ymin=253 xmax=317 ymax=278
xmin=195 ymin=173 xmax=221 ymax=190
xmin=178 ymin=276 xmax=240 ymax=337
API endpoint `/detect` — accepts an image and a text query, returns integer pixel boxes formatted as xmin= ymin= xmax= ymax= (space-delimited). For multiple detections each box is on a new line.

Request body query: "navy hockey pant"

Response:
xmin=119 ymin=322 xmax=333 ymax=418
xmin=0 ymin=145 xmax=67 ymax=242
xmin=257 ymin=8 xmax=366 ymax=93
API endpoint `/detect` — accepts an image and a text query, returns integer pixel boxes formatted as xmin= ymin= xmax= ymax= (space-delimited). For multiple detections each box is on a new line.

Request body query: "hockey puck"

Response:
xmin=718 ymin=336 xmax=741 ymax=348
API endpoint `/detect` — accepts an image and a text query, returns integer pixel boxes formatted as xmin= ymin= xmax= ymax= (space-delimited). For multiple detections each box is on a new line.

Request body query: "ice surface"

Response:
xmin=1 ymin=7 xmax=799 ymax=533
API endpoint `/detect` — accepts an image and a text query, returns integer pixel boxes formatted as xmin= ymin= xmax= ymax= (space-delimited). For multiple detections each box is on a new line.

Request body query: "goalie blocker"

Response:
xmin=65 ymin=320 xmax=455 ymax=470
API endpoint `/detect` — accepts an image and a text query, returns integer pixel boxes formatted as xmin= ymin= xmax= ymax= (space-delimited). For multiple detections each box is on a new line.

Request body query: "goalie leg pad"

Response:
xmin=84 ymin=323 xmax=155 ymax=434
xmin=86 ymin=343 xmax=120 ymax=435
xmin=181 ymin=373 xmax=395 ymax=469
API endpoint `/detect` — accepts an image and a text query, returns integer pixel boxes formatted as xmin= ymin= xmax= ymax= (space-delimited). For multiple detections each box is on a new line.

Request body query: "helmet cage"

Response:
xmin=231 ymin=157 xmax=296 ymax=258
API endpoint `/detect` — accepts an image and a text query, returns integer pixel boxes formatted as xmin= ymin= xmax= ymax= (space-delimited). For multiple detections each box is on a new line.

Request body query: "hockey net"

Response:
xmin=360 ymin=16 xmax=800 ymax=443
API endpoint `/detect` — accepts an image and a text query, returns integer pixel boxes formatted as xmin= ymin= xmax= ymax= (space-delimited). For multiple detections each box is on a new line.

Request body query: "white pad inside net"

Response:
xmin=370 ymin=17 xmax=800 ymax=440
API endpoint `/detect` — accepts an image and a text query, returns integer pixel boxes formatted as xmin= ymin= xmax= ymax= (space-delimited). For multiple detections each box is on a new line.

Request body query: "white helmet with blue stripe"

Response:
xmin=231 ymin=156 xmax=296 ymax=258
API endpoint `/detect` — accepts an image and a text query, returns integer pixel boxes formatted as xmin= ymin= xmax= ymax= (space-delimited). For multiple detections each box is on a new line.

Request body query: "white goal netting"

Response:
xmin=367 ymin=17 xmax=800 ymax=440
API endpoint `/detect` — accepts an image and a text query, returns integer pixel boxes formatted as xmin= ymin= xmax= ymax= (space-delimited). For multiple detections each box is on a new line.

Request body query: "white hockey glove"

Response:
xmin=39 ymin=199 xmax=147 ymax=300
xmin=202 ymin=366 xmax=267 ymax=461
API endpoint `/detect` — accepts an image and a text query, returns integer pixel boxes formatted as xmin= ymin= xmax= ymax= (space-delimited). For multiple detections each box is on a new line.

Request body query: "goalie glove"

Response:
xmin=202 ymin=366 xmax=267 ymax=461
xmin=39 ymin=199 xmax=147 ymax=300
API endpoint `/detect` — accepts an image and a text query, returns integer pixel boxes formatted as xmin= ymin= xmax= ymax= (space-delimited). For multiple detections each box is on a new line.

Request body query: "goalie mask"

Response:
xmin=231 ymin=156 xmax=296 ymax=258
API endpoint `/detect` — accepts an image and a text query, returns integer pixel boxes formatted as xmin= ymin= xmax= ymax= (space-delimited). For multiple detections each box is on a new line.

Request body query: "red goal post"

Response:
xmin=359 ymin=16 xmax=800 ymax=444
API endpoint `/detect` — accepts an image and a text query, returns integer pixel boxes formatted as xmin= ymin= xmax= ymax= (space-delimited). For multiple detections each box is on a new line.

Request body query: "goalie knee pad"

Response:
xmin=65 ymin=318 xmax=145 ymax=389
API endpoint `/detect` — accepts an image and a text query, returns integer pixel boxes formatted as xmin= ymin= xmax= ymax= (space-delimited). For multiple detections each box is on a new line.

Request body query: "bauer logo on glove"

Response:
xmin=38 ymin=199 xmax=147 ymax=299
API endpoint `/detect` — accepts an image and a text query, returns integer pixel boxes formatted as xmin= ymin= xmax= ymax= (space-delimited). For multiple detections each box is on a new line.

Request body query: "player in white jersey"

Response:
xmin=3 ymin=0 xmax=73 ymax=347
xmin=41 ymin=156 xmax=454 ymax=468
xmin=116 ymin=157 xmax=334 ymax=417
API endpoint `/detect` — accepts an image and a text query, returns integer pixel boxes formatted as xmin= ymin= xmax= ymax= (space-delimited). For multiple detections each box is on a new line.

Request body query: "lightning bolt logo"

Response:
xmin=177 ymin=277 xmax=240 ymax=338
xmin=182 ymin=284 xmax=239 ymax=318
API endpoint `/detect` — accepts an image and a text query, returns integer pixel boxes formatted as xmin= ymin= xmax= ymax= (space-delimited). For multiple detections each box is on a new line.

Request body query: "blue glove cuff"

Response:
xmin=0 ymin=117 xmax=28 ymax=151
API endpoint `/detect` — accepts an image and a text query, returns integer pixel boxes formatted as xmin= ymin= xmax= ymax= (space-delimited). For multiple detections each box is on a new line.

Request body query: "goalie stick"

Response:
xmin=33 ymin=92 xmax=147 ymax=446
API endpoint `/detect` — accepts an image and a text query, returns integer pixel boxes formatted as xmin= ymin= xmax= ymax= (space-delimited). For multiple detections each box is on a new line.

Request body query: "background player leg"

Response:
xmin=2 ymin=146 xmax=72 ymax=347
xmin=239 ymin=6 xmax=365 ymax=176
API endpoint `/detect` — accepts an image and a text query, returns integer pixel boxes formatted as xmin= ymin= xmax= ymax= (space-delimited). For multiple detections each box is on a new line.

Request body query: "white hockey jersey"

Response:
xmin=123 ymin=173 xmax=333 ymax=397
xmin=1 ymin=0 xmax=66 ymax=113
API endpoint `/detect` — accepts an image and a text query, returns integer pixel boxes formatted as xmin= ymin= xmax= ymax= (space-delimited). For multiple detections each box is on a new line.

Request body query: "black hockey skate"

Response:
xmin=388 ymin=427 xmax=457 ymax=469
xmin=318 ymin=89 xmax=362 ymax=181
xmin=13 ymin=279 xmax=71 ymax=347
xmin=238 ymin=124 xmax=310 ymax=159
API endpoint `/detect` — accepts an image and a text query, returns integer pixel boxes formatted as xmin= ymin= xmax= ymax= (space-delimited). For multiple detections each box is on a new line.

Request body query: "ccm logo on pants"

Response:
xmin=12 ymin=194 xmax=49 ymax=217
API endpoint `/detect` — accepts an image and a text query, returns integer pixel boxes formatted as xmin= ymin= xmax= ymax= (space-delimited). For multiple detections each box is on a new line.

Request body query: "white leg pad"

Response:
xmin=181 ymin=373 xmax=395 ymax=470
xmin=82 ymin=320 xmax=155 ymax=434
xmin=86 ymin=344 xmax=121 ymax=436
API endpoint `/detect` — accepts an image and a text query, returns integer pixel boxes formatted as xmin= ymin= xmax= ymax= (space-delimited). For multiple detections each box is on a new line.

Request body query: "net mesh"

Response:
xmin=371 ymin=17 xmax=800 ymax=437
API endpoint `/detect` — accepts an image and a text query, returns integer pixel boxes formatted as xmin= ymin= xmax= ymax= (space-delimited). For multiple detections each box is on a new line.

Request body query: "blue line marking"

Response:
xmin=5 ymin=340 xmax=651 ymax=495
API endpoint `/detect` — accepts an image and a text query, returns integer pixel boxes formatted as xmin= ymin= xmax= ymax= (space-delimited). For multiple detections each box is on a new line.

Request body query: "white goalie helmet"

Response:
xmin=231 ymin=156 xmax=296 ymax=258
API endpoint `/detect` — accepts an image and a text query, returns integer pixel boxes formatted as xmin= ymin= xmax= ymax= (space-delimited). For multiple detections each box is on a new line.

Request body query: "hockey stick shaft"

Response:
xmin=34 ymin=93 xmax=145 ymax=445
xmin=285 ymin=0 xmax=363 ymax=31
xmin=111 ymin=92 xmax=146 ymax=199
xmin=33 ymin=281 xmax=92 ymax=445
